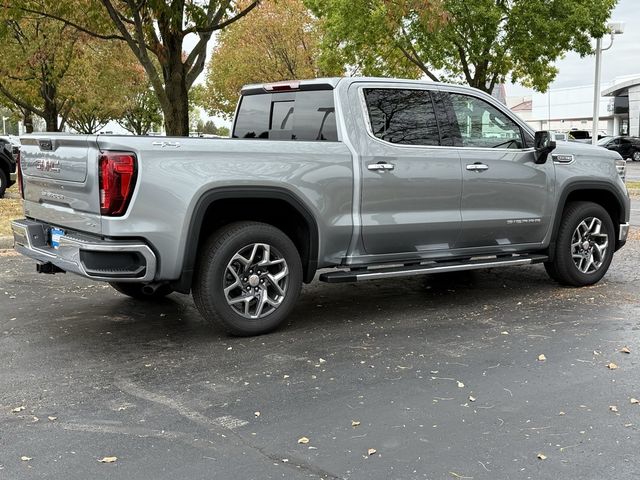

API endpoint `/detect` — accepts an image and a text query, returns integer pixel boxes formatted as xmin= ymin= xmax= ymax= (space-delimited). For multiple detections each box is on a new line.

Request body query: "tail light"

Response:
xmin=98 ymin=152 xmax=137 ymax=216
xmin=16 ymin=149 xmax=24 ymax=199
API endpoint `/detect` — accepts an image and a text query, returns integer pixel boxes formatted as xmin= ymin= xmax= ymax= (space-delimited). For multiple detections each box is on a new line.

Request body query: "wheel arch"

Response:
xmin=172 ymin=187 xmax=319 ymax=293
xmin=549 ymin=181 xmax=628 ymax=258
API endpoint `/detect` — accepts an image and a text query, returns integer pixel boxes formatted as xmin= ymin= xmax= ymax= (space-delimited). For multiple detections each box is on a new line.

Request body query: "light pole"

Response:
xmin=1 ymin=116 xmax=7 ymax=135
xmin=592 ymin=22 xmax=625 ymax=145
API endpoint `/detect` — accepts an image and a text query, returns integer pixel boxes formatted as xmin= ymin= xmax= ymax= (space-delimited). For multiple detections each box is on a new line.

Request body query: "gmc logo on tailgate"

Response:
xmin=35 ymin=159 xmax=60 ymax=173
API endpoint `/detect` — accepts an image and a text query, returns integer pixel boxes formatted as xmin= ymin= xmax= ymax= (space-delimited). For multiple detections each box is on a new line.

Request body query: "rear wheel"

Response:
xmin=0 ymin=169 xmax=7 ymax=198
xmin=633 ymin=150 xmax=640 ymax=162
xmin=110 ymin=282 xmax=173 ymax=300
xmin=193 ymin=221 xmax=302 ymax=336
xmin=545 ymin=201 xmax=614 ymax=286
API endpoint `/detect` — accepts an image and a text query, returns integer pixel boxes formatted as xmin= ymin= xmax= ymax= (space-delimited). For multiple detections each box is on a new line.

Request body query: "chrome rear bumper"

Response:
xmin=11 ymin=219 xmax=157 ymax=282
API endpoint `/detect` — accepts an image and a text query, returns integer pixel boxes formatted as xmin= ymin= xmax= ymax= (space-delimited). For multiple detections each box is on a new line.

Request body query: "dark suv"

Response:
xmin=598 ymin=136 xmax=640 ymax=162
xmin=0 ymin=136 xmax=18 ymax=198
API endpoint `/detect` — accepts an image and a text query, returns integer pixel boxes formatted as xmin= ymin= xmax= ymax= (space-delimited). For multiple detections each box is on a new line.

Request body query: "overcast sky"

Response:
xmin=508 ymin=0 xmax=640 ymax=96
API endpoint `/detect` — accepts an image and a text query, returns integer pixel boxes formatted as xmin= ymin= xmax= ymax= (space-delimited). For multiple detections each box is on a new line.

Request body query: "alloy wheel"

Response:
xmin=223 ymin=243 xmax=289 ymax=319
xmin=570 ymin=217 xmax=609 ymax=274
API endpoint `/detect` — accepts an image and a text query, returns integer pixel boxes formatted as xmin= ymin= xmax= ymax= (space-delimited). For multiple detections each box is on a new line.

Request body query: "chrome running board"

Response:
xmin=319 ymin=254 xmax=549 ymax=283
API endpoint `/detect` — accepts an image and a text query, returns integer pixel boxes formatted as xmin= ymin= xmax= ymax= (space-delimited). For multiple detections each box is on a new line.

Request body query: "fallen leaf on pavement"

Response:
xmin=537 ymin=453 xmax=547 ymax=460
xmin=367 ymin=448 xmax=377 ymax=456
xmin=468 ymin=396 xmax=476 ymax=402
xmin=457 ymin=381 xmax=465 ymax=388
xmin=620 ymin=347 xmax=631 ymax=354
xmin=609 ymin=405 xmax=619 ymax=413
xmin=500 ymin=331 xmax=509 ymax=335
xmin=254 ymin=411 xmax=260 ymax=417
xmin=538 ymin=354 xmax=546 ymax=362
xmin=351 ymin=420 xmax=361 ymax=427
xmin=630 ymin=398 xmax=639 ymax=405
xmin=48 ymin=416 xmax=57 ymax=421
xmin=319 ymin=358 xmax=326 ymax=364
xmin=607 ymin=362 xmax=618 ymax=370
xmin=11 ymin=406 xmax=25 ymax=413
xmin=558 ymin=411 xmax=565 ymax=416
xmin=98 ymin=456 xmax=117 ymax=463
xmin=20 ymin=456 xmax=32 ymax=462
xmin=298 ymin=437 xmax=310 ymax=444
xmin=449 ymin=472 xmax=473 ymax=479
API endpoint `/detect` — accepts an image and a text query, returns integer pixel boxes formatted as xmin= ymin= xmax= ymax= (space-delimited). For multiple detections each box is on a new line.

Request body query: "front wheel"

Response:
xmin=633 ymin=150 xmax=640 ymax=162
xmin=192 ymin=222 xmax=303 ymax=336
xmin=544 ymin=201 xmax=614 ymax=286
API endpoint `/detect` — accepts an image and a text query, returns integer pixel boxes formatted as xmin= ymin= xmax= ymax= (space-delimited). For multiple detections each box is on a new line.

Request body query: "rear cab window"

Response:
xmin=233 ymin=89 xmax=338 ymax=141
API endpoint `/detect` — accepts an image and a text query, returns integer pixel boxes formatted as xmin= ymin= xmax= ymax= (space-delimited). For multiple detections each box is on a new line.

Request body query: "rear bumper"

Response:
xmin=11 ymin=219 xmax=157 ymax=282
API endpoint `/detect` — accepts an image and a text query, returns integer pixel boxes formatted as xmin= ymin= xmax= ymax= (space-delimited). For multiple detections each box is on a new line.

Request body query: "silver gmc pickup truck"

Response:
xmin=12 ymin=77 xmax=631 ymax=336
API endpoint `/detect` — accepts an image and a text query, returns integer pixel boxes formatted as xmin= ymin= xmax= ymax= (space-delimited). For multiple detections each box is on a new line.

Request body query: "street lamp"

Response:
xmin=592 ymin=22 xmax=625 ymax=145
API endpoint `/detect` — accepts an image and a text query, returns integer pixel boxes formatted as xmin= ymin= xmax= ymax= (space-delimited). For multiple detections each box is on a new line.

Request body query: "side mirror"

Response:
xmin=534 ymin=131 xmax=556 ymax=164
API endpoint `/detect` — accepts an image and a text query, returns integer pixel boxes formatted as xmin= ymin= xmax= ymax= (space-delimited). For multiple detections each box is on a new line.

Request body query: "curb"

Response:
xmin=0 ymin=236 xmax=13 ymax=249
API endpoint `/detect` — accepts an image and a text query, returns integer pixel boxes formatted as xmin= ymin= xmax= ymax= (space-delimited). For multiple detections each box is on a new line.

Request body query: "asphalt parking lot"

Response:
xmin=1 ymin=229 xmax=640 ymax=480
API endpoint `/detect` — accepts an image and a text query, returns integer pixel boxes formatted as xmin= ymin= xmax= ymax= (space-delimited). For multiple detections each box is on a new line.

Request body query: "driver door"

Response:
xmin=445 ymin=91 xmax=556 ymax=249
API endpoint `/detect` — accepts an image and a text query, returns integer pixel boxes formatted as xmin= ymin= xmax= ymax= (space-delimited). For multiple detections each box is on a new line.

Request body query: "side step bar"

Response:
xmin=319 ymin=254 xmax=549 ymax=283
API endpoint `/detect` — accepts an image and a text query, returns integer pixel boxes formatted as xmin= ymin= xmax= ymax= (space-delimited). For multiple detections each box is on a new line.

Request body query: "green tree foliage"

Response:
xmin=201 ymin=0 xmax=340 ymax=118
xmin=67 ymin=43 xmax=147 ymax=133
xmin=0 ymin=14 xmax=80 ymax=131
xmin=6 ymin=0 xmax=261 ymax=136
xmin=0 ymin=9 xmax=145 ymax=133
xmin=117 ymin=89 xmax=163 ymax=136
xmin=307 ymin=0 xmax=618 ymax=92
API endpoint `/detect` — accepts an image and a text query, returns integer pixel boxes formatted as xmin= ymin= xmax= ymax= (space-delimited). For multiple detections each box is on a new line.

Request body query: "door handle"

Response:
xmin=367 ymin=162 xmax=395 ymax=171
xmin=466 ymin=163 xmax=489 ymax=172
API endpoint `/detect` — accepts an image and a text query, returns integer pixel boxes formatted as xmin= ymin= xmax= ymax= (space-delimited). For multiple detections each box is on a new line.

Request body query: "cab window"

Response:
xmin=448 ymin=93 xmax=524 ymax=149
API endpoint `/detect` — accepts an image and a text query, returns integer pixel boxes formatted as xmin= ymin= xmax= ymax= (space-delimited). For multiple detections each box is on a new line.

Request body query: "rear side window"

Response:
xmin=363 ymin=89 xmax=440 ymax=146
xmin=233 ymin=90 xmax=338 ymax=141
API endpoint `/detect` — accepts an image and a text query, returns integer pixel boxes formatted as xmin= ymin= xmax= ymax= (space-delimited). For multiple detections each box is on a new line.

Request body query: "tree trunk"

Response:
xmin=23 ymin=112 xmax=34 ymax=133
xmin=162 ymin=85 xmax=189 ymax=136
xmin=41 ymin=83 xmax=60 ymax=132
xmin=161 ymin=40 xmax=190 ymax=137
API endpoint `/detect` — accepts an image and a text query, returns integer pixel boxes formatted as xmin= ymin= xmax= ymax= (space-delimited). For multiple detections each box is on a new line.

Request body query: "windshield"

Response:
xmin=597 ymin=137 xmax=611 ymax=146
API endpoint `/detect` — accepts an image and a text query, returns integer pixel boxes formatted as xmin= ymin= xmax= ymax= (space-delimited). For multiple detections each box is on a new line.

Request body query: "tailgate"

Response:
xmin=20 ymin=134 xmax=102 ymax=234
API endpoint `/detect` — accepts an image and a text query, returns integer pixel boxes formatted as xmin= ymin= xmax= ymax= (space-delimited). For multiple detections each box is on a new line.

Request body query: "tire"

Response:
xmin=545 ymin=201 xmax=615 ymax=286
xmin=0 ymin=169 xmax=7 ymax=198
xmin=109 ymin=282 xmax=173 ymax=300
xmin=192 ymin=221 xmax=303 ymax=336
xmin=633 ymin=150 xmax=640 ymax=162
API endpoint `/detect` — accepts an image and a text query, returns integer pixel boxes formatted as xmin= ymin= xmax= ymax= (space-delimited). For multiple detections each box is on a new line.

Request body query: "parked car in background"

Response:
xmin=597 ymin=136 xmax=640 ymax=162
xmin=0 ymin=136 xmax=19 ymax=198
xmin=567 ymin=130 xmax=592 ymax=143
xmin=554 ymin=132 xmax=568 ymax=142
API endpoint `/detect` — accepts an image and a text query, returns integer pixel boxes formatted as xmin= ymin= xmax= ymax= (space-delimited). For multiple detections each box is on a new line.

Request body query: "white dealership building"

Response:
xmin=513 ymin=74 xmax=640 ymax=137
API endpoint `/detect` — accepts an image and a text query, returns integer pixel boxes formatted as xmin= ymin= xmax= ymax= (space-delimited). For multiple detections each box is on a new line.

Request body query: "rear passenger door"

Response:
xmin=445 ymin=91 xmax=555 ymax=249
xmin=353 ymin=84 xmax=462 ymax=256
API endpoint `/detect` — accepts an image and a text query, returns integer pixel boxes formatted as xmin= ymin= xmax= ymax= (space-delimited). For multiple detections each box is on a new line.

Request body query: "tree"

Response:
xmin=67 ymin=42 xmax=146 ymax=133
xmin=201 ymin=0 xmax=338 ymax=118
xmin=0 ymin=14 xmax=80 ymax=131
xmin=306 ymin=0 xmax=618 ymax=93
xmin=117 ymin=89 xmax=163 ymax=136
xmin=8 ymin=0 xmax=261 ymax=136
